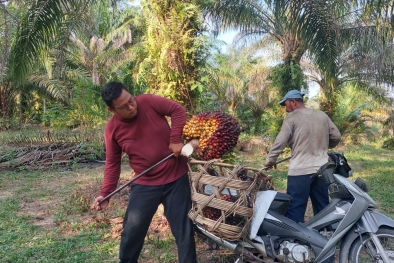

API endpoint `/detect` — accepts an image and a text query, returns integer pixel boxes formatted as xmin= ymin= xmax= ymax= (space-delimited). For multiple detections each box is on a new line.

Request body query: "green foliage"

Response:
xmin=67 ymin=1 xmax=146 ymax=86
xmin=44 ymin=103 xmax=71 ymax=128
xmin=221 ymin=150 xmax=242 ymax=165
xmin=78 ymin=141 xmax=105 ymax=160
xmin=235 ymin=106 xmax=268 ymax=136
xmin=261 ymin=104 xmax=287 ymax=139
xmin=235 ymin=108 xmax=259 ymax=134
xmin=2 ymin=0 xmax=146 ymax=130
xmin=0 ymin=150 xmax=17 ymax=163
xmin=45 ymin=82 xmax=107 ymax=129
xmin=331 ymin=85 xmax=386 ymax=144
xmin=269 ymin=62 xmax=307 ymax=97
xmin=9 ymin=0 xmax=94 ymax=83
xmin=382 ymin=137 xmax=394 ymax=150
xmin=215 ymin=48 xmax=263 ymax=112
xmin=194 ymin=90 xmax=224 ymax=113
xmin=0 ymin=118 xmax=12 ymax=131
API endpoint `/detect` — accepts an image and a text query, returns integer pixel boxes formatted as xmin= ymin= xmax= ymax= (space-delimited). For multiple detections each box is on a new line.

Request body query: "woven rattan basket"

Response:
xmin=188 ymin=159 xmax=273 ymax=241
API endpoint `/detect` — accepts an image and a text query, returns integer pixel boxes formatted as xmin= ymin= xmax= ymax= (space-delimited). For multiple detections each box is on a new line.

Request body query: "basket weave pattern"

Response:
xmin=188 ymin=159 xmax=273 ymax=240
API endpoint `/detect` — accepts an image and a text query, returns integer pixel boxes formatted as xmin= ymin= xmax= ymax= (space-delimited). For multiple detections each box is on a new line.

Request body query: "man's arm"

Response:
xmin=148 ymin=95 xmax=186 ymax=156
xmin=91 ymin=127 xmax=122 ymax=211
xmin=98 ymin=124 xmax=122 ymax=203
xmin=266 ymin=119 xmax=292 ymax=165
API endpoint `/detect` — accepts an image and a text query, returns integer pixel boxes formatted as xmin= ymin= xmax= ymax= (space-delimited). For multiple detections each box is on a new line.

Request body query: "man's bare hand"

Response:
xmin=169 ymin=142 xmax=183 ymax=157
xmin=264 ymin=162 xmax=277 ymax=170
xmin=91 ymin=196 xmax=109 ymax=211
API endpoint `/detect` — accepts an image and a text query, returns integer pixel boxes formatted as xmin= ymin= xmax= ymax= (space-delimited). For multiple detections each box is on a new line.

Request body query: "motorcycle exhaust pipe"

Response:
xmin=195 ymin=224 xmax=270 ymax=263
xmin=194 ymin=224 xmax=238 ymax=252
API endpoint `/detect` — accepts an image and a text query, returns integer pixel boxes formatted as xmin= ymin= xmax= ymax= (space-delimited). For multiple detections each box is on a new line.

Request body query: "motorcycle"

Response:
xmin=194 ymin=153 xmax=394 ymax=263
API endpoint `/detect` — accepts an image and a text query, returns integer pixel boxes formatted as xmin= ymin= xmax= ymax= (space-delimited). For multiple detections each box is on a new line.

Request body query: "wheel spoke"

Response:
xmin=363 ymin=240 xmax=378 ymax=259
xmin=351 ymin=230 xmax=394 ymax=263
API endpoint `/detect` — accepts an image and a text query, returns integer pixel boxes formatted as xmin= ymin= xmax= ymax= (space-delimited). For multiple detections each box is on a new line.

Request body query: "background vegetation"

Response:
xmin=0 ymin=0 xmax=392 ymax=141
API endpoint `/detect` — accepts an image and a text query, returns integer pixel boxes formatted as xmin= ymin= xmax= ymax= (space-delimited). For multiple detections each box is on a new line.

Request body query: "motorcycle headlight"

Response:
xmin=354 ymin=177 xmax=370 ymax=192
xmin=334 ymin=175 xmax=377 ymax=208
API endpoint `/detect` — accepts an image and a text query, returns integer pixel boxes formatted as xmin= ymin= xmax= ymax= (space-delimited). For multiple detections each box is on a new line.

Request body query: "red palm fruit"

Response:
xmin=183 ymin=111 xmax=241 ymax=160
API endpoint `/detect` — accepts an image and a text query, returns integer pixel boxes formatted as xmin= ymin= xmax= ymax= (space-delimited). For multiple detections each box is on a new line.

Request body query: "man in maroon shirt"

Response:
xmin=91 ymin=82 xmax=197 ymax=263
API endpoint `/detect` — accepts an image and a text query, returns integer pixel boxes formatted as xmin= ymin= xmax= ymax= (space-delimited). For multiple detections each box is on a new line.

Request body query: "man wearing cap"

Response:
xmin=265 ymin=90 xmax=341 ymax=223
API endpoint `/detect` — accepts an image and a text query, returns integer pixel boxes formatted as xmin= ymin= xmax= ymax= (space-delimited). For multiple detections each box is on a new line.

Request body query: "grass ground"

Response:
xmin=1 ymin=140 xmax=394 ymax=262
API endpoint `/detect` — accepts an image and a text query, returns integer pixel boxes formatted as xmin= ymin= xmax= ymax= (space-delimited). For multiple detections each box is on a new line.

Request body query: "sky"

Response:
xmin=216 ymin=30 xmax=238 ymax=45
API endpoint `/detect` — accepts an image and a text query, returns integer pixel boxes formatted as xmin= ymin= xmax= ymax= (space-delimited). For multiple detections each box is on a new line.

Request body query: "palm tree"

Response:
xmin=137 ymin=0 xmax=205 ymax=113
xmin=331 ymin=84 xmax=392 ymax=144
xmin=0 ymin=1 xmax=20 ymax=128
xmin=8 ymin=0 xmax=101 ymax=84
xmin=9 ymin=0 xmax=209 ymax=106
xmin=67 ymin=1 xmax=145 ymax=86
xmin=202 ymin=0 xmax=338 ymax=97
xmin=203 ymin=0 xmax=393 ymax=117
xmin=299 ymin=1 xmax=394 ymax=117
xmin=7 ymin=0 xmax=393 ymax=120
xmin=205 ymin=46 xmax=275 ymax=121
xmin=3 ymin=1 xmax=147 ymax=126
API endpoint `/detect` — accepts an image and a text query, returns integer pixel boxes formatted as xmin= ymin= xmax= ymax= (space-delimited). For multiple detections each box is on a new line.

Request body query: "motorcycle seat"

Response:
xmin=274 ymin=192 xmax=293 ymax=202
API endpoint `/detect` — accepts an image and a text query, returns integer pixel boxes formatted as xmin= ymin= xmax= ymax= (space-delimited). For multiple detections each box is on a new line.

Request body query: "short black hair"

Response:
xmin=101 ymin=82 xmax=128 ymax=108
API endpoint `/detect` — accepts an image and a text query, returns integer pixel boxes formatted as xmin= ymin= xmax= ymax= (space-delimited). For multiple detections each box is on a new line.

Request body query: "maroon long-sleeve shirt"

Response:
xmin=99 ymin=94 xmax=188 ymax=198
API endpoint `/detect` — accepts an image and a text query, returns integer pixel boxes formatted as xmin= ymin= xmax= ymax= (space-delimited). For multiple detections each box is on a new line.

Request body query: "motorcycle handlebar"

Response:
xmin=310 ymin=173 xmax=319 ymax=179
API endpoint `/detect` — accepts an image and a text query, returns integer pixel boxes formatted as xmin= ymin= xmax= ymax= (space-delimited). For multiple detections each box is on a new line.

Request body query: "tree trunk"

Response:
xmin=141 ymin=0 xmax=202 ymax=113
xmin=281 ymin=34 xmax=305 ymax=66
xmin=0 ymin=85 xmax=10 ymax=130
xmin=318 ymin=82 xmax=337 ymax=119
xmin=0 ymin=4 xmax=11 ymax=84
xmin=18 ymin=92 xmax=22 ymax=125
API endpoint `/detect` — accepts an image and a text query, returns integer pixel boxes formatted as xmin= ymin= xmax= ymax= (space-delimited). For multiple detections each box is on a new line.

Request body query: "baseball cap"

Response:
xmin=278 ymin=90 xmax=305 ymax=106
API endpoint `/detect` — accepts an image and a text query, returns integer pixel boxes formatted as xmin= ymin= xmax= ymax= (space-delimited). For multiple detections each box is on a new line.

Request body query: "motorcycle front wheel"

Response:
xmin=349 ymin=227 xmax=394 ymax=263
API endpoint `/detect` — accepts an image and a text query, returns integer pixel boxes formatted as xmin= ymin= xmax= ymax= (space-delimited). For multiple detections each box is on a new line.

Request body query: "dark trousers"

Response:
xmin=119 ymin=174 xmax=197 ymax=263
xmin=285 ymin=174 xmax=329 ymax=223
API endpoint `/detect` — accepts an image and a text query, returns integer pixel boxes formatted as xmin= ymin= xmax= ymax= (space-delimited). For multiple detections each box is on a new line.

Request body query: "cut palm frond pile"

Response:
xmin=0 ymin=142 xmax=104 ymax=169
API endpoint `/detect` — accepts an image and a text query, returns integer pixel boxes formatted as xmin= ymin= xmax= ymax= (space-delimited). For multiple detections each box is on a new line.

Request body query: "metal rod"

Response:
xmin=189 ymin=159 xmax=263 ymax=172
xmin=98 ymin=153 xmax=174 ymax=205
xmin=259 ymin=156 xmax=291 ymax=172
xmin=194 ymin=224 xmax=238 ymax=251
xmin=189 ymin=156 xmax=291 ymax=172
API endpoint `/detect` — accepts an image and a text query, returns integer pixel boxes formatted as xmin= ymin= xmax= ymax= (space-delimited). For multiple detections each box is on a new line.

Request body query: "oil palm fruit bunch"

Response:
xmin=183 ymin=111 xmax=241 ymax=160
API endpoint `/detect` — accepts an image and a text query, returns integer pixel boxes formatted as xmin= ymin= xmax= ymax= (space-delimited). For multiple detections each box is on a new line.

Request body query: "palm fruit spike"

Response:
xmin=183 ymin=111 xmax=241 ymax=160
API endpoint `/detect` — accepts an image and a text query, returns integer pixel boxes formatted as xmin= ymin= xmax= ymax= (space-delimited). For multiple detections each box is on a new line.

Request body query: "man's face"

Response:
xmin=284 ymin=99 xmax=296 ymax=113
xmin=108 ymin=89 xmax=138 ymax=119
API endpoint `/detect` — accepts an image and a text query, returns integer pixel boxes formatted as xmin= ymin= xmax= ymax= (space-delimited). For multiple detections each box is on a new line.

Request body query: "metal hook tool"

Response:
xmin=259 ymin=156 xmax=291 ymax=172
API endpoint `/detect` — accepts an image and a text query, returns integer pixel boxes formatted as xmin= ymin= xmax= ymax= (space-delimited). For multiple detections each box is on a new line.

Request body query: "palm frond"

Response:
xmin=287 ymin=0 xmax=340 ymax=76
xmin=27 ymin=66 xmax=90 ymax=101
xmin=205 ymin=0 xmax=276 ymax=35
xmin=9 ymin=0 xmax=96 ymax=83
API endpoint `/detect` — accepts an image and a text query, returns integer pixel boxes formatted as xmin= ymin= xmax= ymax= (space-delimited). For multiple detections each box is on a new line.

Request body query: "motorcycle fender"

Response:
xmin=338 ymin=210 xmax=394 ymax=263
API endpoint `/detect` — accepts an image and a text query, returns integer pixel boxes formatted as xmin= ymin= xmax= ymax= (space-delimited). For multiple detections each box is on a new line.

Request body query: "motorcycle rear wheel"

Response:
xmin=349 ymin=227 xmax=394 ymax=263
